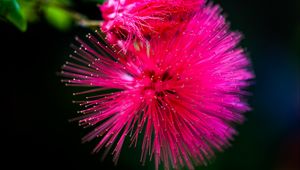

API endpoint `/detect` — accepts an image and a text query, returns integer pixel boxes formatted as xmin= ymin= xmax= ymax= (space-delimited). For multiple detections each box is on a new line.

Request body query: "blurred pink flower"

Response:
xmin=100 ymin=0 xmax=205 ymax=49
xmin=62 ymin=3 xmax=254 ymax=170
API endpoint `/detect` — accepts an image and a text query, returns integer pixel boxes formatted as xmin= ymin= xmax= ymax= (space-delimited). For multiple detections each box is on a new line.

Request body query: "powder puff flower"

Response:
xmin=100 ymin=0 xmax=205 ymax=48
xmin=61 ymin=3 xmax=254 ymax=170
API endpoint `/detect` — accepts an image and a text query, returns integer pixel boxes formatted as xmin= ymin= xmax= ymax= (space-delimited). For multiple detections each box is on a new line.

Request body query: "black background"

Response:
xmin=2 ymin=0 xmax=299 ymax=169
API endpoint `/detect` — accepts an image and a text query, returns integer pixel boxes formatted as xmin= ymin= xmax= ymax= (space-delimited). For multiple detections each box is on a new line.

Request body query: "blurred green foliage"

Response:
xmin=0 ymin=0 xmax=105 ymax=31
xmin=0 ymin=0 xmax=27 ymax=31
xmin=43 ymin=5 xmax=73 ymax=31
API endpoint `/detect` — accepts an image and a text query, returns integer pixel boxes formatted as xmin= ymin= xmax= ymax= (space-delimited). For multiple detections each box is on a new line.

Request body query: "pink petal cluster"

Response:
xmin=61 ymin=2 xmax=254 ymax=169
xmin=100 ymin=0 xmax=205 ymax=48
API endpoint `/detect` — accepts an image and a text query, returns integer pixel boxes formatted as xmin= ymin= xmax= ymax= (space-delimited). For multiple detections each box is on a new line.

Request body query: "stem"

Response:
xmin=77 ymin=20 xmax=103 ymax=27
xmin=68 ymin=10 xmax=103 ymax=28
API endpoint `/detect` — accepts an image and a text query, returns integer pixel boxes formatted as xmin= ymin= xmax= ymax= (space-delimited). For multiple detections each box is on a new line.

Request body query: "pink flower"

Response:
xmin=100 ymin=0 xmax=205 ymax=48
xmin=61 ymin=3 xmax=254 ymax=170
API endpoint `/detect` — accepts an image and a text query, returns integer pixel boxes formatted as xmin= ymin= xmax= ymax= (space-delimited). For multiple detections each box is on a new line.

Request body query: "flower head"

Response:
xmin=100 ymin=0 xmax=205 ymax=48
xmin=62 ymin=3 xmax=253 ymax=170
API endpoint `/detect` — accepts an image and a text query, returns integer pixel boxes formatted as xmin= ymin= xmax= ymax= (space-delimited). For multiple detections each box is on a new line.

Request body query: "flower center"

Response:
xmin=137 ymin=70 xmax=173 ymax=102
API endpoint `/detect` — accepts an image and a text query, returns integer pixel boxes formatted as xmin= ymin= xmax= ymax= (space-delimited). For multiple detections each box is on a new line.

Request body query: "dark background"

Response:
xmin=2 ymin=0 xmax=299 ymax=169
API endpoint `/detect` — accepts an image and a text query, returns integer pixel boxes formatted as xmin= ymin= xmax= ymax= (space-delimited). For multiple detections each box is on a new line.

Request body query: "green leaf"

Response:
xmin=19 ymin=0 xmax=40 ymax=23
xmin=43 ymin=5 xmax=73 ymax=31
xmin=0 ymin=0 xmax=27 ymax=31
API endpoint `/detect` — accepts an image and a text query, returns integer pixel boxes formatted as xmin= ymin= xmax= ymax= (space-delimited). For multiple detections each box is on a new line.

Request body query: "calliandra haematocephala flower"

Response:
xmin=99 ymin=0 xmax=205 ymax=49
xmin=61 ymin=2 xmax=254 ymax=170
